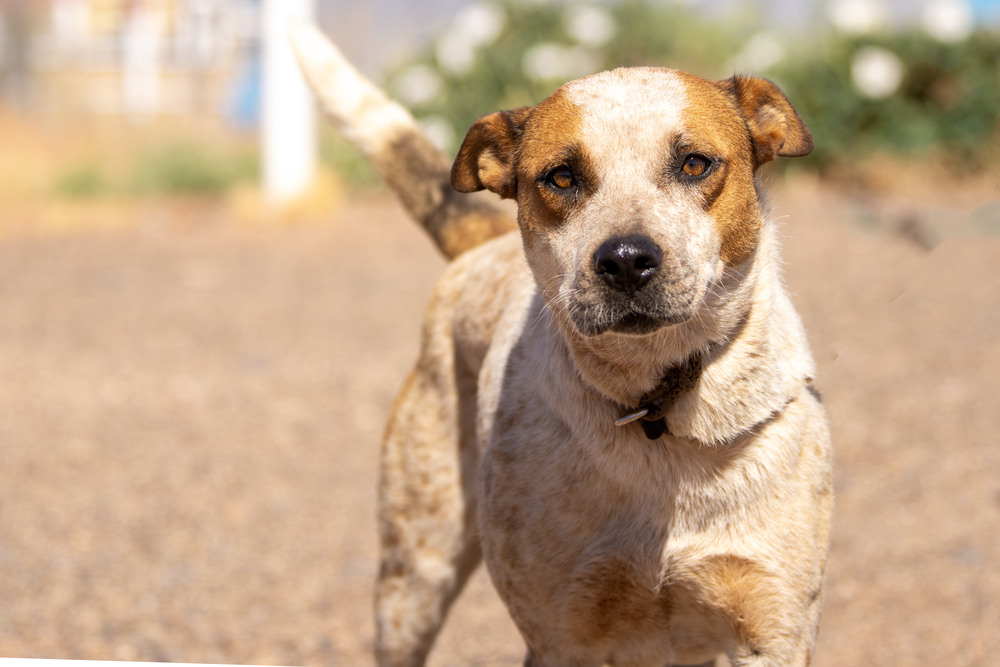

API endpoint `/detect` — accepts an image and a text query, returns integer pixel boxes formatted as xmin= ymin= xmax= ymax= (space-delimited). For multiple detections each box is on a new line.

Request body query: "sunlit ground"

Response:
xmin=0 ymin=109 xmax=998 ymax=667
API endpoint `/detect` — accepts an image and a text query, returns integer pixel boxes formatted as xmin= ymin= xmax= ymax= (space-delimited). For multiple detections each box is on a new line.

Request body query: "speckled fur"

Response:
xmin=294 ymin=31 xmax=832 ymax=667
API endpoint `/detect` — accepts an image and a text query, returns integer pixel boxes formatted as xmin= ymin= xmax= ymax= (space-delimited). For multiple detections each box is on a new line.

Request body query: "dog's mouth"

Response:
xmin=560 ymin=260 xmax=704 ymax=337
xmin=565 ymin=281 xmax=702 ymax=337
xmin=608 ymin=312 xmax=667 ymax=335
xmin=570 ymin=301 xmax=696 ymax=337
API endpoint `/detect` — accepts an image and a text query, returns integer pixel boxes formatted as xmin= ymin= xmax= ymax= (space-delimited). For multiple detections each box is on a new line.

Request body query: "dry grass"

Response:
xmin=0 ymin=112 xmax=346 ymax=237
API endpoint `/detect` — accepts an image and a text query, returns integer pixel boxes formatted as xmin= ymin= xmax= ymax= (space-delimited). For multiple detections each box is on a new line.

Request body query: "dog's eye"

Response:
xmin=547 ymin=166 xmax=575 ymax=190
xmin=681 ymin=155 xmax=711 ymax=177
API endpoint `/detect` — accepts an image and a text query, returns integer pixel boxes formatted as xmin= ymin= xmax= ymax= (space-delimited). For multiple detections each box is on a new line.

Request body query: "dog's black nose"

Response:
xmin=593 ymin=235 xmax=662 ymax=294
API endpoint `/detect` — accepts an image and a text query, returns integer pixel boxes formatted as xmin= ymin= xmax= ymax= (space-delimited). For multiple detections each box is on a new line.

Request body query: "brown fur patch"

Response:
xmin=675 ymin=72 xmax=763 ymax=266
xmin=565 ymin=552 xmax=671 ymax=642
xmin=513 ymin=90 xmax=593 ymax=230
xmin=433 ymin=205 xmax=514 ymax=259
xmin=689 ymin=554 xmax=784 ymax=658
xmin=374 ymin=131 xmax=450 ymax=216
xmin=370 ymin=131 xmax=513 ymax=260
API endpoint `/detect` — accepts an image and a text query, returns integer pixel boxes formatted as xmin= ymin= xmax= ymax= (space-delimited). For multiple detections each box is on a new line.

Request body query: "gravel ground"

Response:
xmin=0 ymin=184 xmax=997 ymax=667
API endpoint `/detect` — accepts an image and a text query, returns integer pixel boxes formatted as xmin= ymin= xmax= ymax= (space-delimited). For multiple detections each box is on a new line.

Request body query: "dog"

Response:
xmin=293 ymin=25 xmax=832 ymax=667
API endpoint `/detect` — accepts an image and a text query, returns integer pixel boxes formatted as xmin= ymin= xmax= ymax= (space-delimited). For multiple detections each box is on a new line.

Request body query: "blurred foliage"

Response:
xmin=129 ymin=141 xmax=258 ymax=195
xmin=388 ymin=0 xmax=1000 ymax=172
xmin=392 ymin=1 xmax=752 ymax=150
xmin=771 ymin=32 xmax=1000 ymax=171
xmin=45 ymin=1 xmax=1000 ymax=199
xmin=53 ymin=161 xmax=107 ymax=199
xmin=52 ymin=139 xmax=260 ymax=198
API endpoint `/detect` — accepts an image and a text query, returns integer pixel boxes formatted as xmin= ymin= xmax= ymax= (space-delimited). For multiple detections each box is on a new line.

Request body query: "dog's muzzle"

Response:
xmin=566 ymin=234 xmax=698 ymax=337
xmin=593 ymin=235 xmax=662 ymax=296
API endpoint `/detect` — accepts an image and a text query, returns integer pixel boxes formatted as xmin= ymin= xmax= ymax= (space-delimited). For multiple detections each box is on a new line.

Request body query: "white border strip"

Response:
xmin=0 ymin=660 xmax=295 ymax=667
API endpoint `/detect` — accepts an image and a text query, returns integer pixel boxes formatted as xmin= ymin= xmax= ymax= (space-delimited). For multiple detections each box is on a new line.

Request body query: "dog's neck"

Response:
xmin=551 ymin=217 xmax=816 ymax=445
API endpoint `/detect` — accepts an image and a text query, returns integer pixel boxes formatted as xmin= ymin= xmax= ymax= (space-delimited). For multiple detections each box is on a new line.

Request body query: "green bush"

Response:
xmin=771 ymin=31 xmax=1000 ymax=170
xmin=53 ymin=162 xmax=107 ymax=198
xmin=128 ymin=141 xmax=259 ymax=195
xmin=391 ymin=1 xmax=750 ymax=153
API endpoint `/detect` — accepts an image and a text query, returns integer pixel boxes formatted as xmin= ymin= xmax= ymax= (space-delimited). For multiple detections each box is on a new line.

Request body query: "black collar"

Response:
xmin=615 ymin=351 xmax=705 ymax=440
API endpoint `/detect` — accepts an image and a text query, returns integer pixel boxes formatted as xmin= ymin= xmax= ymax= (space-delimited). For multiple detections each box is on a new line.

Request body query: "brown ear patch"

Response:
xmin=674 ymin=71 xmax=764 ymax=266
xmin=720 ymin=76 xmax=813 ymax=166
xmin=451 ymin=107 xmax=532 ymax=199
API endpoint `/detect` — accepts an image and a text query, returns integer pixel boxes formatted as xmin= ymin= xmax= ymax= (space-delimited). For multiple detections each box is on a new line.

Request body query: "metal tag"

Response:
xmin=615 ymin=408 xmax=649 ymax=426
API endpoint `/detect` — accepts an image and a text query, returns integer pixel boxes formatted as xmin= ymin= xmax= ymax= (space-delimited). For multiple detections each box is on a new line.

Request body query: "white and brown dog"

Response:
xmin=293 ymin=26 xmax=832 ymax=667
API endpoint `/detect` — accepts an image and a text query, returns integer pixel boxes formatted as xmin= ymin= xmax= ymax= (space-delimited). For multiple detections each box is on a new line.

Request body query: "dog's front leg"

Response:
xmin=375 ymin=286 xmax=482 ymax=667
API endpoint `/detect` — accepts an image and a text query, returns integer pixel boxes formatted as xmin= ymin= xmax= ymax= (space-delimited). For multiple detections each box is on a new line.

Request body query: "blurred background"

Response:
xmin=0 ymin=1 xmax=997 ymax=666
xmin=0 ymin=0 xmax=997 ymax=209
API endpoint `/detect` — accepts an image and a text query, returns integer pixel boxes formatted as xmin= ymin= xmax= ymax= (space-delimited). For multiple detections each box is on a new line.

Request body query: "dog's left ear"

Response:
xmin=720 ymin=76 xmax=813 ymax=167
xmin=451 ymin=107 xmax=532 ymax=199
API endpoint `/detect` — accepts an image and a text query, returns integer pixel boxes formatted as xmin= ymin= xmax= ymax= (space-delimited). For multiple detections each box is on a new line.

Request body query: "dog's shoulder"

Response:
xmin=419 ymin=231 xmax=532 ymax=370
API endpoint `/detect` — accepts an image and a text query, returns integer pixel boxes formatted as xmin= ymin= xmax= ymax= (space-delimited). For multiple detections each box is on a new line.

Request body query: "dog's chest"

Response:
xmin=478 ymin=416 xmax=742 ymax=664
xmin=476 ymin=352 xmax=741 ymax=662
xmin=472 ymin=285 xmax=772 ymax=664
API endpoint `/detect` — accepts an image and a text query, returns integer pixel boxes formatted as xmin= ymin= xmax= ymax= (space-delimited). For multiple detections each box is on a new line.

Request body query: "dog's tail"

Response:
xmin=290 ymin=23 xmax=513 ymax=260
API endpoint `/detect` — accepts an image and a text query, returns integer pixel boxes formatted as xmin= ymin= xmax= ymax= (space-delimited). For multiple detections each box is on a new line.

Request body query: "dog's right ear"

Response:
xmin=719 ymin=76 xmax=813 ymax=167
xmin=451 ymin=107 xmax=531 ymax=199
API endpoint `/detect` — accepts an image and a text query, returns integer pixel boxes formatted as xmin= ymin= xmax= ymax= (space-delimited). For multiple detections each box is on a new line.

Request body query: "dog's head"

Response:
xmin=452 ymin=68 xmax=812 ymax=338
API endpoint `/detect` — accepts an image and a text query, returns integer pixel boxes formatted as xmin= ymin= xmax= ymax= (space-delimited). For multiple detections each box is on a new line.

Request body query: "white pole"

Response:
xmin=122 ymin=1 xmax=162 ymax=121
xmin=261 ymin=0 xmax=317 ymax=204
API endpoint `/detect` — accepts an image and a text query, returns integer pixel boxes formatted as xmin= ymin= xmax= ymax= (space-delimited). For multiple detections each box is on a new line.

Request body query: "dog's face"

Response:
xmin=452 ymin=68 xmax=812 ymax=338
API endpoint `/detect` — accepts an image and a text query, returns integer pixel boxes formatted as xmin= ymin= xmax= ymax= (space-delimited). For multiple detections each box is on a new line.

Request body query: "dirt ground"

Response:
xmin=0 ymin=179 xmax=997 ymax=667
